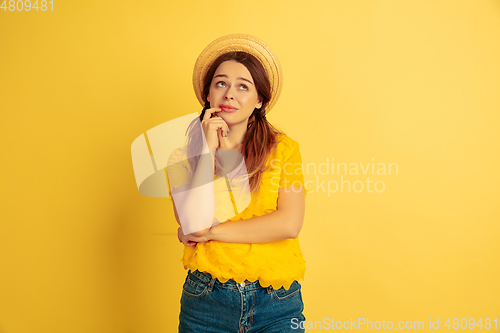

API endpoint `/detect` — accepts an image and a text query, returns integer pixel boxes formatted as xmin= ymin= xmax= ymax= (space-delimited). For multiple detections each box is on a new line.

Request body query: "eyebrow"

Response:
xmin=213 ymin=74 xmax=254 ymax=85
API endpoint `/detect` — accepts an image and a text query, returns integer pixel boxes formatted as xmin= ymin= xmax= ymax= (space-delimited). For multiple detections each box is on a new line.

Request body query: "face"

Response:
xmin=207 ymin=60 xmax=262 ymax=126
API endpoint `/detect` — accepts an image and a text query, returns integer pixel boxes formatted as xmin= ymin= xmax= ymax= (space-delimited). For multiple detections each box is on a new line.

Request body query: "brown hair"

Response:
xmin=199 ymin=51 xmax=283 ymax=193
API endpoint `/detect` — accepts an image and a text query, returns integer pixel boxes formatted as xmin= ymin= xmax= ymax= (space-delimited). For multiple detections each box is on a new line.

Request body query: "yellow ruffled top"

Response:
xmin=167 ymin=134 xmax=306 ymax=290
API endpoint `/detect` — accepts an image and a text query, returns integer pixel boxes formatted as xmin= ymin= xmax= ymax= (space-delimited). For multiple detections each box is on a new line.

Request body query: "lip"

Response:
xmin=219 ymin=104 xmax=238 ymax=113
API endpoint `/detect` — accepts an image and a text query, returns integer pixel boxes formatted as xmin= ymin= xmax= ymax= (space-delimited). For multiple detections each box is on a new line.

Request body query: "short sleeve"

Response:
xmin=165 ymin=147 xmax=193 ymax=201
xmin=279 ymin=138 xmax=308 ymax=198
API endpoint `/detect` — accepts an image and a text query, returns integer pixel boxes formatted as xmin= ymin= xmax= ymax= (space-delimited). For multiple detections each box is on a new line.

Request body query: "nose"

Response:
xmin=224 ymin=86 xmax=235 ymax=100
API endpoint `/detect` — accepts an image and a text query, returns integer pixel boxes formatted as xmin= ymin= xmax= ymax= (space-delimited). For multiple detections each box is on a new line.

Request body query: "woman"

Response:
xmin=168 ymin=34 xmax=307 ymax=333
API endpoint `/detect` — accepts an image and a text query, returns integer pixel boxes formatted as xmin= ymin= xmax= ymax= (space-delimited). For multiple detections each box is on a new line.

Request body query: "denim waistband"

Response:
xmin=188 ymin=269 xmax=273 ymax=292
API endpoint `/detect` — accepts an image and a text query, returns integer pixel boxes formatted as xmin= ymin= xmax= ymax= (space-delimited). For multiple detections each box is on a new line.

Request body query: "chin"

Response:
xmin=223 ymin=118 xmax=246 ymax=127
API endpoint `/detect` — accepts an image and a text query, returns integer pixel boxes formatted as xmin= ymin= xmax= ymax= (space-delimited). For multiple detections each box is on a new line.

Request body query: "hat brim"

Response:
xmin=192 ymin=34 xmax=282 ymax=114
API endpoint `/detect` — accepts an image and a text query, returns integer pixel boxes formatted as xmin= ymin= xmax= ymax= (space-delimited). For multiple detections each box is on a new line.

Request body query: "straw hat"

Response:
xmin=192 ymin=34 xmax=283 ymax=113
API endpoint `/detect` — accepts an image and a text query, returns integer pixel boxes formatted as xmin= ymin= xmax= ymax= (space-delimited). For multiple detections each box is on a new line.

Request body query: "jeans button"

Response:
xmin=240 ymin=282 xmax=245 ymax=287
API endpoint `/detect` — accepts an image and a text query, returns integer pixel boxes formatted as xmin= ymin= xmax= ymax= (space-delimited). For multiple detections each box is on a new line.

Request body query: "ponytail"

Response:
xmin=242 ymin=108 xmax=282 ymax=194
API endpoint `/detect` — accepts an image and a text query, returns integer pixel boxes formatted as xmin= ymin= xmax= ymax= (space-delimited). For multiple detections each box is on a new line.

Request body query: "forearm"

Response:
xmin=205 ymin=210 xmax=302 ymax=244
xmin=173 ymin=151 xmax=216 ymax=235
xmin=190 ymin=149 xmax=215 ymax=188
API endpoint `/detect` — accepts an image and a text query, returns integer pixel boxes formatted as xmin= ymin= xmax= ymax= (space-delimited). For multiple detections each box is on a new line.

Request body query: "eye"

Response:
xmin=215 ymin=81 xmax=226 ymax=88
xmin=239 ymin=84 xmax=249 ymax=91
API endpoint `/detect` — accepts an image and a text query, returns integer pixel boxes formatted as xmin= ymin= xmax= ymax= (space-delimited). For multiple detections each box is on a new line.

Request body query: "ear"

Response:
xmin=256 ymin=98 xmax=262 ymax=109
xmin=207 ymin=94 xmax=211 ymax=102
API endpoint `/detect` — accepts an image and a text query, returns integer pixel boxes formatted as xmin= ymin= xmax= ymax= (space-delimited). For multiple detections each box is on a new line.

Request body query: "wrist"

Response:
xmin=205 ymin=226 xmax=214 ymax=241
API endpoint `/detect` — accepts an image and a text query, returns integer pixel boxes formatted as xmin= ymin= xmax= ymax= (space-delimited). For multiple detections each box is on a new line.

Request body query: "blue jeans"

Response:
xmin=178 ymin=270 xmax=305 ymax=332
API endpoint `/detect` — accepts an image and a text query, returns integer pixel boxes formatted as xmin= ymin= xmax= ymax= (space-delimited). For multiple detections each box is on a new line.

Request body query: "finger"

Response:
xmin=206 ymin=118 xmax=228 ymax=134
xmin=205 ymin=118 xmax=226 ymax=126
xmin=203 ymin=107 xmax=222 ymax=121
xmin=210 ymin=118 xmax=229 ymax=137
xmin=219 ymin=122 xmax=230 ymax=137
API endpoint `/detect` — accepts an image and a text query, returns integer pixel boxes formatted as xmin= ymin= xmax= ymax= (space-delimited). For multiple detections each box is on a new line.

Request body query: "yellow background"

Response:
xmin=1 ymin=0 xmax=499 ymax=332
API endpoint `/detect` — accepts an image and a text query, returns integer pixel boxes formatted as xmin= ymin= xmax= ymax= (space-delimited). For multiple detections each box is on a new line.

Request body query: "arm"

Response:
xmin=179 ymin=137 xmax=307 ymax=245
xmin=166 ymin=144 xmax=210 ymax=229
xmin=169 ymin=108 xmax=227 ymax=237
xmin=179 ymin=184 xmax=305 ymax=244
xmin=171 ymin=149 xmax=216 ymax=236
xmin=177 ymin=108 xmax=230 ymax=236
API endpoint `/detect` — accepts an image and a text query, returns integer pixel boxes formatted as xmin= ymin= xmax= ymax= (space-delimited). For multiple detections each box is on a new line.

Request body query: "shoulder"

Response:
xmin=276 ymin=133 xmax=299 ymax=149
xmin=167 ymin=146 xmax=189 ymax=166
xmin=275 ymin=133 xmax=300 ymax=155
xmin=268 ymin=134 xmax=302 ymax=164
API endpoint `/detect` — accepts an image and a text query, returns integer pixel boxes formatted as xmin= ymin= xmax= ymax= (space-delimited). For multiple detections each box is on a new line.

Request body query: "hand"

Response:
xmin=177 ymin=226 xmax=211 ymax=246
xmin=201 ymin=107 xmax=229 ymax=151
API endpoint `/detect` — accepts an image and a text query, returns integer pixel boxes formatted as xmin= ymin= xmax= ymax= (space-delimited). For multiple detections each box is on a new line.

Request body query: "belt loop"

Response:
xmin=267 ymin=285 xmax=273 ymax=294
xmin=208 ymin=277 xmax=216 ymax=292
